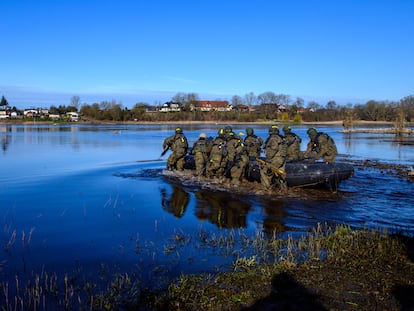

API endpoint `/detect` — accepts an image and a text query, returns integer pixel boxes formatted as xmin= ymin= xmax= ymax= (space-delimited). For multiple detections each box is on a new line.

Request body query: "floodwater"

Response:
xmin=0 ymin=123 xmax=413 ymax=288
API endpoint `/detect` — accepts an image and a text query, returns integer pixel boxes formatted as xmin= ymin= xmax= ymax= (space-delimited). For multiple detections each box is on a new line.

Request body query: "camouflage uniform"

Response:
xmin=230 ymin=140 xmax=249 ymax=185
xmin=282 ymin=125 xmax=302 ymax=161
xmin=206 ymin=128 xmax=227 ymax=178
xmin=162 ymin=127 xmax=188 ymax=171
xmin=304 ymin=128 xmax=338 ymax=163
xmin=223 ymin=127 xmax=246 ymax=182
xmin=260 ymin=125 xmax=287 ymax=190
xmin=244 ymin=127 xmax=264 ymax=159
xmin=191 ymin=133 xmax=211 ymax=176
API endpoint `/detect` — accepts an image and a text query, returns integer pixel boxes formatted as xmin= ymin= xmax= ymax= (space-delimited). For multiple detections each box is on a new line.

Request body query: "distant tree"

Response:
xmin=131 ymin=102 xmax=149 ymax=120
xmin=400 ymin=95 xmax=414 ymax=121
xmin=275 ymin=94 xmax=291 ymax=106
xmin=70 ymin=96 xmax=81 ymax=110
xmin=307 ymin=101 xmax=321 ymax=111
xmin=292 ymin=97 xmax=304 ymax=108
xmin=171 ymin=92 xmax=187 ymax=104
xmin=49 ymin=105 xmax=60 ymax=114
xmin=81 ymin=103 xmax=101 ymax=119
xmin=231 ymin=95 xmax=243 ymax=106
xmin=0 ymin=96 xmax=9 ymax=109
xmin=326 ymin=100 xmax=338 ymax=110
xmin=171 ymin=92 xmax=199 ymax=111
xmin=244 ymin=92 xmax=257 ymax=106
xmin=257 ymin=91 xmax=277 ymax=104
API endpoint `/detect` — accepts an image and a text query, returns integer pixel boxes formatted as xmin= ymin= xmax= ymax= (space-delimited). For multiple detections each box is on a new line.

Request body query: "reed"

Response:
xmin=0 ymin=224 xmax=412 ymax=310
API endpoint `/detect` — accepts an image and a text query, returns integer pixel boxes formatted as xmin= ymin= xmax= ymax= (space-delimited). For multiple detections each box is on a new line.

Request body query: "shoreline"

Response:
xmin=1 ymin=120 xmax=400 ymax=126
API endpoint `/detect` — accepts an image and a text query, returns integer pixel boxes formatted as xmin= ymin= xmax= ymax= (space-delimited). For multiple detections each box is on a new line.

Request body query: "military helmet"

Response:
xmin=246 ymin=127 xmax=254 ymax=136
xmin=175 ymin=127 xmax=183 ymax=134
xmin=224 ymin=126 xmax=232 ymax=133
xmin=199 ymin=133 xmax=207 ymax=139
xmin=283 ymin=125 xmax=291 ymax=133
xmin=269 ymin=125 xmax=279 ymax=134
xmin=307 ymin=128 xmax=317 ymax=137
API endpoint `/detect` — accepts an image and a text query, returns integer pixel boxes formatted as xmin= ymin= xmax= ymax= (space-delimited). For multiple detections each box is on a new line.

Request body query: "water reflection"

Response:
xmin=1 ymin=125 xmax=11 ymax=154
xmin=261 ymin=200 xmax=288 ymax=235
xmin=194 ymin=190 xmax=251 ymax=229
xmin=160 ymin=185 xmax=190 ymax=218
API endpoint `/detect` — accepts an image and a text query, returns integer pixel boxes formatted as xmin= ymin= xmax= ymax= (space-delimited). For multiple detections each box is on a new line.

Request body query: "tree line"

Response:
xmin=1 ymin=92 xmax=414 ymax=124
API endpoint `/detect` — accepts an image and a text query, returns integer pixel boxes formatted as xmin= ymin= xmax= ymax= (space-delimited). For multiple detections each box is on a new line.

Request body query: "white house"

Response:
xmin=66 ymin=112 xmax=79 ymax=121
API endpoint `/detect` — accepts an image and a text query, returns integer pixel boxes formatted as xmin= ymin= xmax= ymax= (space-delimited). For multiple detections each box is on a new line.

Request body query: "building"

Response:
xmin=66 ymin=112 xmax=79 ymax=121
xmin=159 ymin=102 xmax=182 ymax=112
xmin=191 ymin=100 xmax=232 ymax=112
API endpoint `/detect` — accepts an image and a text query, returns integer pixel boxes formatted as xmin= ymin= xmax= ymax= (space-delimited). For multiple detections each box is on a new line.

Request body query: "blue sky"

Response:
xmin=1 ymin=0 xmax=414 ymax=109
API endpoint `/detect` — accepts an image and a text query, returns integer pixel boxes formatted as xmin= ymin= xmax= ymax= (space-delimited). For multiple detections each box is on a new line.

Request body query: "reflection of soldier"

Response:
xmin=194 ymin=190 xmax=251 ymax=229
xmin=304 ymin=128 xmax=338 ymax=163
xmin=244 ymin=127 xmax=264 ymax=159
xmin=160 ymin=186 xmax=189 ymax=218
xmin=206 ymin=128 xmax=227 ymax=178
xmin=261 ymin=202 xmax=287 ymax=235
xmin=260 ymin=125 xmax=287 ymax=191
xmin=191 ymin=133 xmax=211 ymax=176
xmin=162 ymin=127 xmax=188 ymax=171
xmin=282 ymin=125 xmax=302 ymax=161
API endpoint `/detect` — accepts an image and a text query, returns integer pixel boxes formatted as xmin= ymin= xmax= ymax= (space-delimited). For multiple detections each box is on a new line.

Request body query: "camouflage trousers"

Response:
xmin=167 ymin=151 xmax=186 ymax=171
xmin=194 ymin=152 xmax=207 ymax=176
xmin=206 ymin=154 xmax=225 ymax=178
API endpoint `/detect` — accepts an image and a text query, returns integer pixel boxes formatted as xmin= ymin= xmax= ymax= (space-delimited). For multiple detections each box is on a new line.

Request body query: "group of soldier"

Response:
xmin=162 ymin=125 xmax=338 ymax=191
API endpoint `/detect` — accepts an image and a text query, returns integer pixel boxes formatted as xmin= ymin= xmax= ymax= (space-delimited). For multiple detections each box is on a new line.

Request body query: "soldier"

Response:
xmin=244 ymin=127 xmax=264 ymax=159
xmin=224 ymin=125 xmax=234 ymax=139
xmin=304 ymin=128 xmax=338 ymax=163
xmin=206 ymin=128 xmax=227 ymax=178
xmin=162 ymin=127 xmax=188 ymax=171
xmin=191 ymin=133 xmax=211 ymax=176
xmin=260 ymin=125 xmax=287 ymax=191
xmin=229 ymin=137 xmax=249 ymax=185
xmin=223 ymin=130 xmax=242 ymax=178
xmin=282 ymin=125 xmax=302 ymax=161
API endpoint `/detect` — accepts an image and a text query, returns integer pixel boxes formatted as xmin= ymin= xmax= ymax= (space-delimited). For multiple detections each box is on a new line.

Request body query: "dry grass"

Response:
xmin=1 ymin=224 xmax=413 ymax=310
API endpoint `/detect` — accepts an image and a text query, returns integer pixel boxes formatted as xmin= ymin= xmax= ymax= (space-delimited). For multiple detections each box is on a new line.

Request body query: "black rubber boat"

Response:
xmin=184 ymin=156 xmax=354 ymax=190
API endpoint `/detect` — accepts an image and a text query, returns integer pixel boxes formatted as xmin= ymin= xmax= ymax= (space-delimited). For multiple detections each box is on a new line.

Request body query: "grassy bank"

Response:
xmin=2 ymin=224 xmax=413 ymax=310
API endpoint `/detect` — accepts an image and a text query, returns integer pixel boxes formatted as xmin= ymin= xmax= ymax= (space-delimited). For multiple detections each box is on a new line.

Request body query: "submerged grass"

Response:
xmin=1 ymin=224 xmax=414 ymax=310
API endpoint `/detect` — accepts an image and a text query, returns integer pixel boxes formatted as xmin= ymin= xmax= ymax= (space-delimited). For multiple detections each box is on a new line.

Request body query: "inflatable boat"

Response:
xmin=184 ymin=156 xmax=354 ymax=190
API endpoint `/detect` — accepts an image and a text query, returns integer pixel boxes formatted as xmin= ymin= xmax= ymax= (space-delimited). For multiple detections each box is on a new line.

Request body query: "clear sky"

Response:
xmin=1 ymin=0 xmax=414 ymax=109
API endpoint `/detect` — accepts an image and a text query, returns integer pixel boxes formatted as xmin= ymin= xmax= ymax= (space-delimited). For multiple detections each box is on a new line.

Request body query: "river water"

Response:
xmin=0 ymin=123 xmax=413 ymax=287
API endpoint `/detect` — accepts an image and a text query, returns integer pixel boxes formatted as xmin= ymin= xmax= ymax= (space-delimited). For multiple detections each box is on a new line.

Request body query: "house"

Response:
xmin=0 ymin=111 xmax=9 ymax=119
xmin=159 ymin=102 xmax=182 ymax=112
xmin=48 ymin=114 xmax=61 ymax=121
xmin=234 ymin=104 xmax=250 ymax=112
xmin=66 ymin=112 xmax=79 ymax=121
xmin=297 ymin=107 xmax=314 ymax=114
xmin=23 ymin=109 xmax=39 ymax=118
xmin=192 ymin=100 xmax=232 ymax=112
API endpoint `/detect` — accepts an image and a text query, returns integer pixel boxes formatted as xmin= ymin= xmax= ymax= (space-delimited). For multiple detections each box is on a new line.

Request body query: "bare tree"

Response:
xmin=231 ymin=95 xmax=243 ymax=106
xmin=307 ymin=101 xmax=321 ymax=112
xmin=257 ymin=91 xmax=277 ymax=104
xmin=70 ymin=96 xmax=81 ymax=110
xmin=244 ymin=92 xmax=257 ymax=106
xmin=275 ymin=94 xmax=291 ymax=106
xmin=293 ymin=97 xmax=304 ymax=108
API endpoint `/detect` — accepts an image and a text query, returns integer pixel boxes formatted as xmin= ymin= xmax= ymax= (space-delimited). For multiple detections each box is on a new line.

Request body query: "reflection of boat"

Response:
xmin=184 ymin=155 xmax=354 ymax=190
